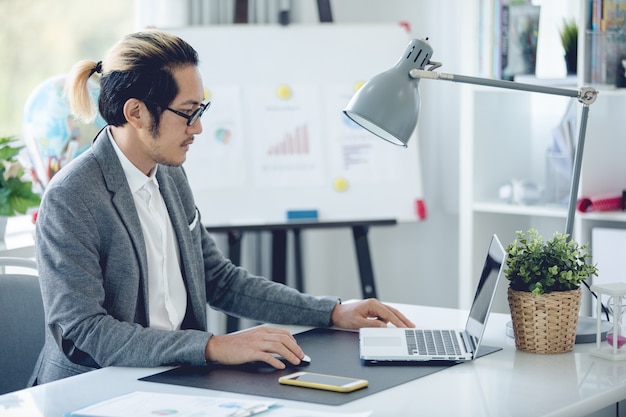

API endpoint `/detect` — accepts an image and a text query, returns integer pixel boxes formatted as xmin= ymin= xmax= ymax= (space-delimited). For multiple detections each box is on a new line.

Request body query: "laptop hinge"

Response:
xmin=460 ymin=331 xmax=476 ymax=355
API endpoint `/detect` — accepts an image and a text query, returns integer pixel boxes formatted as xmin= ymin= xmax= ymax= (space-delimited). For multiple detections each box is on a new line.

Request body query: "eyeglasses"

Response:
xmin=165 ymin=101 xmax=211 ymax=126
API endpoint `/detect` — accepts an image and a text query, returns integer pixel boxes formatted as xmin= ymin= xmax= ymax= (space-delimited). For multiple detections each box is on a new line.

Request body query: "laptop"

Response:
xmin=359 ymin=234 xmax=506 ymax=363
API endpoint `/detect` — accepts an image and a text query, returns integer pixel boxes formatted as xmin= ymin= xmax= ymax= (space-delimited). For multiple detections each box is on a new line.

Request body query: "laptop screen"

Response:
xmin=465 ymin=235 xmax=506 ymax=346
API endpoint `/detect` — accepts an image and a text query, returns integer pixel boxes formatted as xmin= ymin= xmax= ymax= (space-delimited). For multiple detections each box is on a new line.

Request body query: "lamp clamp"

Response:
xmin=425 ymin=60 xmax=442 ymax=71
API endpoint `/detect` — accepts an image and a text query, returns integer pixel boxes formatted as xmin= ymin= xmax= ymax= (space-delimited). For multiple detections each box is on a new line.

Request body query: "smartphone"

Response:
xmin=278 ymin=371 xmax=368 ymax=393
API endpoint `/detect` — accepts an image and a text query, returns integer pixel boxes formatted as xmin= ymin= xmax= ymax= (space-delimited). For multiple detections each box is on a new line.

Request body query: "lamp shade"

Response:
xmin=343 ymin=38 xmax=433 ymax=146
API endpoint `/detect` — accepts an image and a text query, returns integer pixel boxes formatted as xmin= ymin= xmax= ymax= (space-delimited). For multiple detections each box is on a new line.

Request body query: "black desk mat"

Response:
xmin=140 ymin=328 xmax=501 ymax=406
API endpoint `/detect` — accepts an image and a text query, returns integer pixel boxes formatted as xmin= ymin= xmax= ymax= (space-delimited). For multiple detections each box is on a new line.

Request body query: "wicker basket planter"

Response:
xmin=508 ymin=287 xmax=581 ymax=354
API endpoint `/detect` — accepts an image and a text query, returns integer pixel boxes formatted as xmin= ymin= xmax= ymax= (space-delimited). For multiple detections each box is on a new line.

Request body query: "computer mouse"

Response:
xmin=272 ymin=353 xmax=311 ymax=366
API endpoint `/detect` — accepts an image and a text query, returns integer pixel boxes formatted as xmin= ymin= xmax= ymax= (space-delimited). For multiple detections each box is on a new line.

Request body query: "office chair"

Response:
xmin=0 ymin=257 xmax=43 ymax=395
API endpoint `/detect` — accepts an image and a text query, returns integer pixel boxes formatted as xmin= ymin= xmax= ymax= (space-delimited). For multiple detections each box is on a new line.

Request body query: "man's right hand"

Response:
xmin=204 ymin=326 xmax=306 ymax=369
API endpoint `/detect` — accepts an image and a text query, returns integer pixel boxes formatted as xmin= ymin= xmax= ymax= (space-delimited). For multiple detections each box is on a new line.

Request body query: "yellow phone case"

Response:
xmin=278 ymin=372 xmax=368 ymax=393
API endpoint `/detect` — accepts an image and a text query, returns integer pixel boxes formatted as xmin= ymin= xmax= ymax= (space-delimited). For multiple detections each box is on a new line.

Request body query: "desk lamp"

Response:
xmin=344 ymin=37 xmax=603 ymax=341
xmin=344 ymin=37 xmax=598 ymax=240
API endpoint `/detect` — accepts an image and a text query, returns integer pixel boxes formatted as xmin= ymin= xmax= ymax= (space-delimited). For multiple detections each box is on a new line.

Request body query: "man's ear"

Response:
xmin=123 ymin=98 xmax=147 ymax=129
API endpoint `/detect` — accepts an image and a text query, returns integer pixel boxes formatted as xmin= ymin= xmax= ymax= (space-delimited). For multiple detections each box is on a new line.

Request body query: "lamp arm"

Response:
xmin=565 ymin=105 xmax=590 ymax=238
xmin=409 ymin=69 xmax=598 ymax=106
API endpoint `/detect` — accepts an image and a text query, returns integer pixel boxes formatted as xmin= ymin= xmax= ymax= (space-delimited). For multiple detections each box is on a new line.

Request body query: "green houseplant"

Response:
xmin=559 ymin=18 xmax=578 ymax=75
xmin=0 ymin=136 xmax=41 ymax=216
xmin=506 ymin=229 xmax=597 ymax=296
xmin=505 ymin=229 xmax=598 ymax=353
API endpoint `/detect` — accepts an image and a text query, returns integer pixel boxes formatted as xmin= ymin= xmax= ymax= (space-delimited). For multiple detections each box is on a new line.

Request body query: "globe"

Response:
xmin=22 ymin=74 xmax=105 ymax=187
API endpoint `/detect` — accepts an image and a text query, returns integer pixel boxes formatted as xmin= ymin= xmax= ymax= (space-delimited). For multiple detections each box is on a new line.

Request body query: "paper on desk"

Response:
xmin=67 ymin=391 xmax=372 ymax=417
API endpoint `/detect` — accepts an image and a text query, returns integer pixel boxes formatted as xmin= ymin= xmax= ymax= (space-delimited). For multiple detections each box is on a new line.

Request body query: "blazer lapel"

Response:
xmin=90 ymin=130 xmax=151 ymax=314
xmin=156 ymin=169 xmax=205 ymax=324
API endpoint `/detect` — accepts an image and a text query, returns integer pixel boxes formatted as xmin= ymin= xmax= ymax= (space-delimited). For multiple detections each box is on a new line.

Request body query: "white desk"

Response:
xmin=2 ymin=304 xmax=626 ymax=417
xmin=0 ymin=214 xmax=35 ymax=259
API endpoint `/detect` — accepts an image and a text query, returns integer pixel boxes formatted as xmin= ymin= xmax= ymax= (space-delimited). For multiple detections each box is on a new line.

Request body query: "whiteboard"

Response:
xmin=171 ymin=24 xmax=424 ymax=226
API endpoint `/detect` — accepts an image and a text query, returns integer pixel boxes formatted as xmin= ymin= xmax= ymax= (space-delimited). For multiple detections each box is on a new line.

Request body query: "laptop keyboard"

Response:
xmin=405 ymin=329 xmax=462 ymax=356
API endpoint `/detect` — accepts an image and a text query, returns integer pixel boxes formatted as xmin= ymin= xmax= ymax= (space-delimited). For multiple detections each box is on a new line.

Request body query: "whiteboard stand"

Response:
xmin=206 ymin=219 xmax=397 ymax=333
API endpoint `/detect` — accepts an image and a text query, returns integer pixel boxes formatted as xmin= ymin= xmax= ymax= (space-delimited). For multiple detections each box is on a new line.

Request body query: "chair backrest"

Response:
xmin=0 ymin=257 xmax=43 ymax=395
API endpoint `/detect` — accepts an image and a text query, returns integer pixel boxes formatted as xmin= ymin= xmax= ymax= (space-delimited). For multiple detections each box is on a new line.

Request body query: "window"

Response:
xmin=0 ymin=0 xmax=134 ymax=137
xmin=0 ymin=0 xmax=133 ymax=248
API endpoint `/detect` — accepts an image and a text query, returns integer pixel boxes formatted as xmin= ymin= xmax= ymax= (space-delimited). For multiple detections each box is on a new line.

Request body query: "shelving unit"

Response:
xmin=459 ymin=1 xmax=626 ymax=314
xmin=459 ymin=87 xmax=572 ymax=313
xmin=577 ymin=89 xmax=626 ymax=243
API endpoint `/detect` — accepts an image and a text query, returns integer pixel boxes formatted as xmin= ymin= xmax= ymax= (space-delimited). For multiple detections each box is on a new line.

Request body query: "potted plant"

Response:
xmin=0 ymin=136 xmax=41 ymax=216
xmin=559 ymin=18 xmax=578 ymax=75
xmin=505 ymin=229 xmax=598 ymax=353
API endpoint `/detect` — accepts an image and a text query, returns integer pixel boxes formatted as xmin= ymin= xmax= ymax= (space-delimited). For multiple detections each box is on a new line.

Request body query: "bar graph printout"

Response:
xmin=249 ymin=84 xmax=324 ymax=188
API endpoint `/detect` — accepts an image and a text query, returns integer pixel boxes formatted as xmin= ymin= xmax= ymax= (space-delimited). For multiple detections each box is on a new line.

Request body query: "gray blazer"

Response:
xmin=31 ymin=128 xmax=338 ymax=384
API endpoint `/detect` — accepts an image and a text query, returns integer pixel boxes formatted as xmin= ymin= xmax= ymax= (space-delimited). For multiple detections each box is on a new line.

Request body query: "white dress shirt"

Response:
xmin=108 ymin=129 xmax=187 ymax=330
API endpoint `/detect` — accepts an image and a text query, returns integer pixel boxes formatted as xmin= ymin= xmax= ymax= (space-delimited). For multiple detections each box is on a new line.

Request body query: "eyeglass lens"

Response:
xmin=188 ymin=101 xmax=210 ymax=126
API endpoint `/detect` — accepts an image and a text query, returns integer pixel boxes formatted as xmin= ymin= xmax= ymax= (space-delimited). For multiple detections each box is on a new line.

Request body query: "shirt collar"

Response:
xmin=106 ymin=127 xmax=159 ymax=194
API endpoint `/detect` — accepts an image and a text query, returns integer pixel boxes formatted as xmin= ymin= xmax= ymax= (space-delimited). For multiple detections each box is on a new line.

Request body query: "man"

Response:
xmin=31 ymin=30 xmax=413 ymax=385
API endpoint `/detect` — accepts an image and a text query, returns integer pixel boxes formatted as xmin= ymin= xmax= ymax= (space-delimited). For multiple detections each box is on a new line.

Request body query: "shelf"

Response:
xmin=579 ymin=211 xmax=626 ymax=222
xmin=458 ymin=0 xmax=626 ymax=313
xmin=473 ymin=202 xmax=626 ymax=223
xmin=473 ymin=201 xmax=568 ymax=218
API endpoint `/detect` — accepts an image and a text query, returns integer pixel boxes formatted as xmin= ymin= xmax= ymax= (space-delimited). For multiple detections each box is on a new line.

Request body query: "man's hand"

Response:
xmin=204 ymin=326 xmax=306 ymax=369
xmin=330 ymin=299 xmax=415 ymax=329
